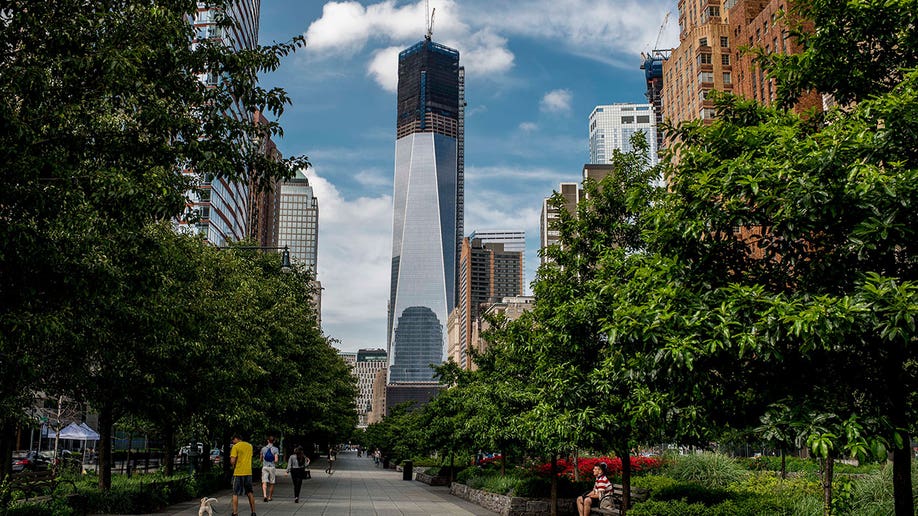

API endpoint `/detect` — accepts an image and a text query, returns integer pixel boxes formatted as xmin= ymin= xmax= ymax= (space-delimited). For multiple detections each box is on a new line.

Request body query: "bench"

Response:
xmin=5 ymin=469 xmax=77 ymax=501
xmin=589 ymin=483 xmax=650 ymax=515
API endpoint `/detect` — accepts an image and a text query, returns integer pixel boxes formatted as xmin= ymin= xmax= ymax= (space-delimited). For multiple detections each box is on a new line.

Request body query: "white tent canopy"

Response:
xmin=58 ymin=422 xmax=100 ymax=441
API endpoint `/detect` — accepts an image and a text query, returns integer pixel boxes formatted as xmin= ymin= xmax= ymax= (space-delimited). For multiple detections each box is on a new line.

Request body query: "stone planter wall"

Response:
xmin=450 ymin=483 xmax=577 ymax=516
xmin=415 ymin=470 xmax=450 ymax=486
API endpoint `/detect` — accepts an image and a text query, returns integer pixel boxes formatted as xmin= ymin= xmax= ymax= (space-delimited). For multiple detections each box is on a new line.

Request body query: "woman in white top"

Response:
xmin=285 ymin=446 xmax=310 ymax=503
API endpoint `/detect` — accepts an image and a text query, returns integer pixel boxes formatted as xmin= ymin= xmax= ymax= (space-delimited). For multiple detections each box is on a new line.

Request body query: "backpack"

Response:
xmin=264 ymin=447 xmax=275 ymax=462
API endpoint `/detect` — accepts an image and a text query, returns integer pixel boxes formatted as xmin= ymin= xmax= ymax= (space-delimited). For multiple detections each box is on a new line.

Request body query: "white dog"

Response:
xmin=198 ymin=497 xmax=218 ymax=516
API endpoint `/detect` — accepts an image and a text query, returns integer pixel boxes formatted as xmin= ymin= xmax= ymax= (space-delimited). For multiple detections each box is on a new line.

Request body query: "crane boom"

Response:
xmin=427 ymin=7 xmax=436 ymax=41
xmin=654 ymin=12 xmax=670 ymax=51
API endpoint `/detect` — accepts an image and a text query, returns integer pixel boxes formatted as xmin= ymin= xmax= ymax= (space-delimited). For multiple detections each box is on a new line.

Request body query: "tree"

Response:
xmin=474 ymin=134 xmax=664 ymax=515
xmin=639 ymin=73 xmax=918 ymax=513
xmin=0 ymin=0 xmax=306 ymax=485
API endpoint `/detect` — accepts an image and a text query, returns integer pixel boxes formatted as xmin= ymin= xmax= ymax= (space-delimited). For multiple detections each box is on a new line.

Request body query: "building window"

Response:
xmin=723 ymin=72 xmax=732 ymax=84
xmin=720 ymin=36 xmax=729 ymax=48
xmin=721 ymin=53 xmax=730 ymax=66
xmin=698 ymin=53 xmax=712 ymax=65
xmin=699 ymin=37 xmax=708 ymax=47
xmin=621 ymin=116 xmax=634 ymax=123
xmin=700 ymin=107 xmax=717 ymax=119
xmin=697 ymin=71 xmax=714 ymax=84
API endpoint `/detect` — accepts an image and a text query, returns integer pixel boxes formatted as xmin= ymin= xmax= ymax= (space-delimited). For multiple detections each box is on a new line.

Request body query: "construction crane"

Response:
xmin=641 ymin=11 xmax=671 ymax=59
xmin=654 ymin=11 xmax=670 ymax=52
xmin=425 ymin=0 xmax=436 ymax=41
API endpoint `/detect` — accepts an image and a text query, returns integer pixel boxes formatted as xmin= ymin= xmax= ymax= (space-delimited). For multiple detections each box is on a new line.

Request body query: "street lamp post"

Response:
xmin=217 ymin=245 xmax=292 ymax=273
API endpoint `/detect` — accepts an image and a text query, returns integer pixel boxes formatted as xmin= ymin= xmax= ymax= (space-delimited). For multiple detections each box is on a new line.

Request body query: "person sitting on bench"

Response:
xmin=576 ymin=462 xmax=611 ymax=516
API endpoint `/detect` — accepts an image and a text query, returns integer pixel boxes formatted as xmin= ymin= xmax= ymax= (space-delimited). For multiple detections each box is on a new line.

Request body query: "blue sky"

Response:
xmin=257 ymin=0 xmax=679 ymax=353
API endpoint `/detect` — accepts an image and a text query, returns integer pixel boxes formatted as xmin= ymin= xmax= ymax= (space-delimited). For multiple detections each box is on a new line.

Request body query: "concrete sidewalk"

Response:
xmin=150 ymin=449 xmax=495 ymax=516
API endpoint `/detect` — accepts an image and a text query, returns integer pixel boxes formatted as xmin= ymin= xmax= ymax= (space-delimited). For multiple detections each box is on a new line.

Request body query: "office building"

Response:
xmin=387 ymin=36 xmax=465 ymax=392
xmin=450 ymin=238 xmax=525 ymax=369
xmin=277 ymin=170 xmax=319 ymax=273
xmin=346 ymin=349 xmax=388 ymax=428
xmin=589 ymin=103 xmax=658 ymax=165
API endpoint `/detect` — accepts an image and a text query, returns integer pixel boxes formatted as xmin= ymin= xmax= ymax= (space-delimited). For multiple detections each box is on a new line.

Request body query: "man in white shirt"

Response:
xmin=260 ymin=436 xmax=279 ymax=502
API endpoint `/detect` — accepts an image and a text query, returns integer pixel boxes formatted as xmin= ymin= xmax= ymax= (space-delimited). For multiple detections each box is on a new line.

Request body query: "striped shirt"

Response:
xmin=594 ymin=474 xmax=611 ymax=494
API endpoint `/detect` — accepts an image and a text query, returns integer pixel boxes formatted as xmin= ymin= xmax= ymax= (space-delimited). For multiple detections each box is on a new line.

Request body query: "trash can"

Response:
xmin=382 ymin=456 xmax=390 ymax=469
xmin=402 ymin=460 xmax=413 ymax=480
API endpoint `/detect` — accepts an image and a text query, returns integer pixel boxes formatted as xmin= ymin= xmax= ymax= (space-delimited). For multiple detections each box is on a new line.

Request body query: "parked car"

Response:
xmin=210 ymin=449 xmax=222 ymax=464
xmin=11 ymin=451 xmax=51 ymax=472
xmin=178 ymin=442 xmax=204 ymax=457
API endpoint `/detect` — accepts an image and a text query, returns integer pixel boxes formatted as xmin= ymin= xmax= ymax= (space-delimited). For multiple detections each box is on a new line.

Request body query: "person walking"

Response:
xmin=325 ymin=447 xmax=337 ymax=474
xmin=230 ymin=434 xmax=256 ymax=516
xmin=260 ymin=436 xmax=279 ymax=502
xmin=285 ymin=446 xmax=310 ymax=503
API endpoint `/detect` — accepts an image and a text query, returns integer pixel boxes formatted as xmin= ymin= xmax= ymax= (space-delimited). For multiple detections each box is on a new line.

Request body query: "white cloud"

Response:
xmin=305 ymin=0 xmax=515 ymax=91
xmin=367 ymin=46 xmax=402 ymax=93
xmin=305 ymin=166 xmax=393 ymax=350
xmin=518 ymin=121 xmax=538 ymax=132
xmin=540 ymin=89 xmax=573 ymax=114
xmin=304 ymin=0 xmax=675 ymax=92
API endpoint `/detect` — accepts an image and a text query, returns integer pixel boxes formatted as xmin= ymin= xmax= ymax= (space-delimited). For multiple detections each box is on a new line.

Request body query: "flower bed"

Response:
xmin=534 ymin=456 xmax=662 ymax=479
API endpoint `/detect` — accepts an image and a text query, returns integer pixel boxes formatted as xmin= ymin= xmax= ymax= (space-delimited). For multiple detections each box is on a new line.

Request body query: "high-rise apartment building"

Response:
xmin=662 ymin=0 xmax=733 ymax=133
xmin=663 ymin=0 xmax=818 ymax=145
xmin=468 ymin=229 xmax=525 ymax=281
xmin=589 ymin=104 xmax=659 ymax=165
xmin=539 ymin=183 xmax=580 ymax=266
xmin=641 ymin=51 xmax=670 ymax=152
xmin=725 ymin=0 xmax=821 ymax=111
xmin=181 ymin=1 xmax=261 ymax=245
xmin=471 ymin=296 xmax=535 ymax=364
xmin=450 ymin=238 xmax=525 ymax=369
xmin=387 ymin=37 xmax=465 ymax=388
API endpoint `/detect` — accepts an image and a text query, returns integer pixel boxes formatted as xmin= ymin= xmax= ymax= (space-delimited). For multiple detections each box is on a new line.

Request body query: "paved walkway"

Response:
xmin=151 ymin=450 xmax=495 ymax=516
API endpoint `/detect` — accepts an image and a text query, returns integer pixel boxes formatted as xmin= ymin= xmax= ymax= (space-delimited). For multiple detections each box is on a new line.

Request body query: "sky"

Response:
xmin=257 ymin=0 xmax=680 ymax=353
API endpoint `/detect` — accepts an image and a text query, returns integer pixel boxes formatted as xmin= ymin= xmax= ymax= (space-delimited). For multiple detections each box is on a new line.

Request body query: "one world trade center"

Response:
xmin=387 ymin=35 xmax=464 ymax=388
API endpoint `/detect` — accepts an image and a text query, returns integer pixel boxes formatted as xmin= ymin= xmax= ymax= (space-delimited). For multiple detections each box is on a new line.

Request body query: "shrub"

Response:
xmin=665 ymin=452 xmax=748 ymax=488
xmin=5 ymin=498 xmax=76 ymax=516
xmin=629 ymin=499 xmax=710 ymax=516
xmin=631 ymin=474 xmax=678 ymax=492
xmin=649 ymin=482 xmax=732 ymax=505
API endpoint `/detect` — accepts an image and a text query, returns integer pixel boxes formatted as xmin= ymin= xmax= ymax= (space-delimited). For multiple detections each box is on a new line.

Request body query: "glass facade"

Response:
xmin=588 ymin=103 xmax=658 ymax=166
xmin=277 ymin=170 xmax=318 ymax=273
xmin=388 ymin=40 xmax=463 ymax=383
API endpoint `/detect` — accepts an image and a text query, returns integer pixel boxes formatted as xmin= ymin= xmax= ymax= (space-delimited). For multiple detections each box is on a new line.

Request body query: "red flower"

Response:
xmin=535 ymin=456 xmax=662 ymax=479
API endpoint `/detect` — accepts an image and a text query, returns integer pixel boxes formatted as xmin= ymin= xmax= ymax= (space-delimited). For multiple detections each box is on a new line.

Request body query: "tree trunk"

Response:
xmin=98 ymin=404 xmax=113 ymax=490
xmin=163 ymin=425 xmax=175 ymax=476
xmin=892 ymin=434 xmax=914 ymax=516
xmin=550 ymin=454 xmax=558 ymax=516
xmin=821 ymin=456 xmax=834 ymax=516
xmin=620 ymin=448 xmax=632 ymax=516
xmin=500 ymin=444 xmax=506 ymax=477
xmin=780 ymin=448 xmax=786 ymax=480
xmin=573 ymin=450 xmax=579 ymax=482
xmin=449 ymin=452 xmax=455 ymax=482
xmin=1 ymin=417 xmax=15 ymax=478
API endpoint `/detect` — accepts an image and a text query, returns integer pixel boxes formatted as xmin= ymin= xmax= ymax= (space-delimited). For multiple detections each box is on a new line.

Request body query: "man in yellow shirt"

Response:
xmin=230 ymin=434 xmax=256 ymax=516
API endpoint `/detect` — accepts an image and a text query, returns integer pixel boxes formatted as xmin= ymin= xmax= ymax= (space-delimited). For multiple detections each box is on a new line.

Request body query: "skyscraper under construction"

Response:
xmin=387 ymin=36 xmax=465 ymax=390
